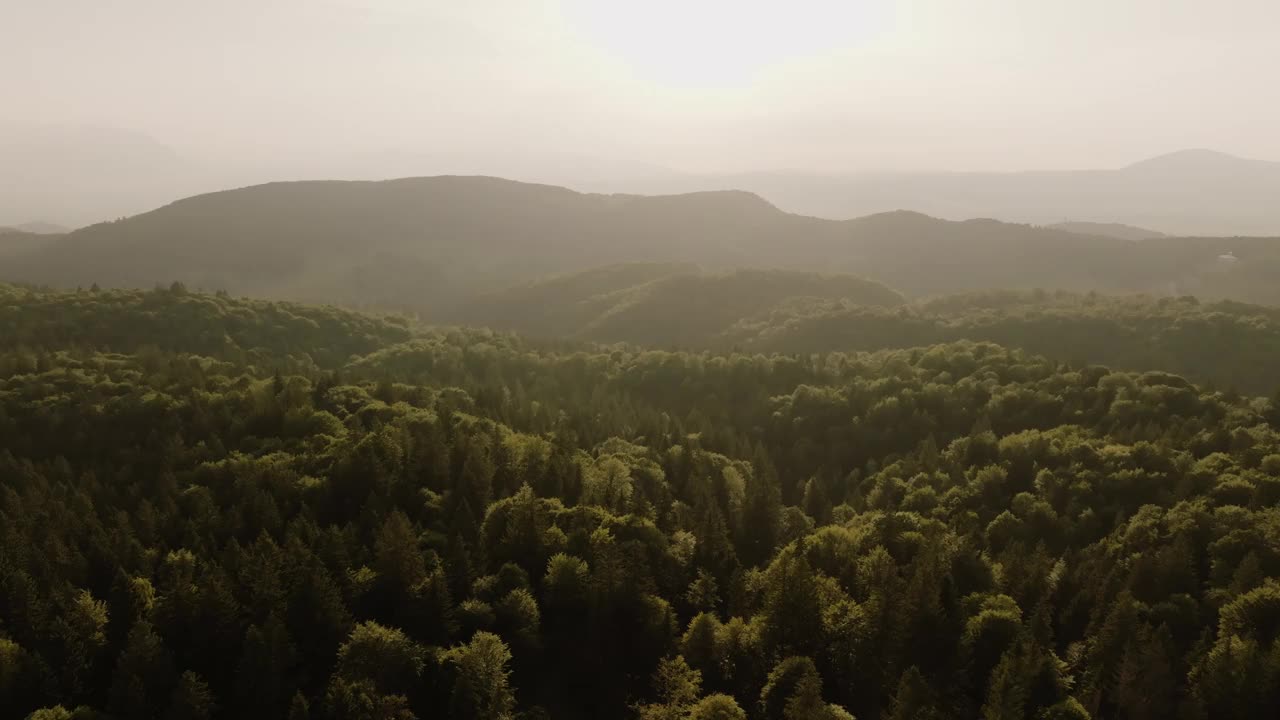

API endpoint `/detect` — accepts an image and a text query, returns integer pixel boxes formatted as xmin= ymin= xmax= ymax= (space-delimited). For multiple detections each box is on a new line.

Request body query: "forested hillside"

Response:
xmin=445 ymin=269 xmax=1280 ymax=395
xmin=454 ymin=266 xmax=903 ymax=345
xmin=3 ymin=284 xmax=1280 ymax=719
xmin=7 ymin=176 xmax=1280 ymax=311
xmin=720 ymin=291 xmax=1280 ymax=395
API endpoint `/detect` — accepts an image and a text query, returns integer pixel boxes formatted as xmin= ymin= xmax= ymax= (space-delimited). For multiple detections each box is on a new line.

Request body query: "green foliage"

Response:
xmin=446 ymin=632 xmax=516 ymax=720
xmin=460 ymin=266 xmax=903 ymax=346
xmin=1 ymin=287 xmax=1280 ymax=719
xmin=335 ymin=622 xmax=426 ymax=695
xmin=722 ymin=290 xmax=1280 ymax=394
xmin=635 ymin=655 xmax=703 ymax=720
xmin=166 ymin=671 xmax=216 ymax=720
xmin=687 ymin=694 xmax=747 ymax=720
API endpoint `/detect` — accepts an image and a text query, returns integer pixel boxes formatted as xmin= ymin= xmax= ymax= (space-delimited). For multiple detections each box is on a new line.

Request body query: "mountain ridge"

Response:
xmin=6 ymin=174 xmax=1280 ymax=311
xmin=1047 ymin=221 xmax=1168 ymax=241
xmin=679 ymin=148 xmax=1280 ymax=235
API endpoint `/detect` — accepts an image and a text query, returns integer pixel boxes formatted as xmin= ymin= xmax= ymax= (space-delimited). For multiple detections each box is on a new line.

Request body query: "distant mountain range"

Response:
xmin=677 ymin=149 xmax=1280 ymax=236
xmin=0 ymin=126 xmax=201 ymax=229
xmin=0 ymin=222 xmax=69 ymax=235
xmin=3 ymin=125 xmax=1280 ymax=236
xmin=3 ymin=175 xmax=1278 ymax=311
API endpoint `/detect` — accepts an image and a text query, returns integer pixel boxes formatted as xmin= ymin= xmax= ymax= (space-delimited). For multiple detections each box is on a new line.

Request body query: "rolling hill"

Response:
xmin=2 ymin=223 xmax=67 ymax=235
xmin=716 ymin=290 xmax=1280 ymax=393
xmin=0 ymin=177 xmax=812 ymax=311
xmin=447 ymin=264 xmax=1280 ymax=392
xmin=4 ymin=175 xmax=1280 ymax=312
xmin=452 ymin=264 xmax=904 ymax=346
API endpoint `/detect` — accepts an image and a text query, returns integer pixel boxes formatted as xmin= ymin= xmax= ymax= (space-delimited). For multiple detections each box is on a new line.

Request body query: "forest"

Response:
xmin=2 ymin=282 xmax=1280 ymax=719
xmin=458 ymin=267 xmax=1280 ymax=395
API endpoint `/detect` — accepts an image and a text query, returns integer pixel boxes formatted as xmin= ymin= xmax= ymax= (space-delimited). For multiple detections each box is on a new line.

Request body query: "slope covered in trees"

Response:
xmin=447 ymin=270 xmax=1280 ymax=395
xmin=3 ymin=285 xmax=1280 ymax=719
xmin=7 ymin=175 xmax=1280 ymax=311
xmin=0 ymin=282 xmax=411 ymax=369
xmin=719 ymin=290 xmax=1280 ymax=395
xmin=453 ymin=266 xmax=903 ymax=346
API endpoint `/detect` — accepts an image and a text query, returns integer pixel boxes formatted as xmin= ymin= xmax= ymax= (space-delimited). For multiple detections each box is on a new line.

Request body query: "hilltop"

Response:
xmin=0 ymin=177 xmax=809 ymax=311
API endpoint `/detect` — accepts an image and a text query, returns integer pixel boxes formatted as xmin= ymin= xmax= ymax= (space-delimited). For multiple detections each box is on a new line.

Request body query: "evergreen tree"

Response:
xmin=165 ymin=671 xmax=215 ymax=720
xmin=108 ymin=620 xmax=176 ymax=720
xmin=447 ymin=632 xmax=516 ymax=720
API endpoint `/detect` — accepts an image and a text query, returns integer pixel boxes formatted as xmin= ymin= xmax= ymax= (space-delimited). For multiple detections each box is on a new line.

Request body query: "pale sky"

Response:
xmin=5 ymin=0 xmax=1280 ymax=174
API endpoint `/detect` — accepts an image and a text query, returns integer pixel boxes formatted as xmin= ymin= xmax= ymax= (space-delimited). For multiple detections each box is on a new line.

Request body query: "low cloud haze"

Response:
xmin=6 ymin=0 xmax=1280 ymax=227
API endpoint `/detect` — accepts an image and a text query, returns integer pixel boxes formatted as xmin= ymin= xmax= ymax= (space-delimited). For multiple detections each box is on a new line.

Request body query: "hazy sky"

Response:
xmin=6 ymin=0 xmax=1280 ymax=173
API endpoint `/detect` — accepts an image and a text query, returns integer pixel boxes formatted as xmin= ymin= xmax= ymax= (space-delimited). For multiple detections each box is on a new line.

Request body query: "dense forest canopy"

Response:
xmin=3 ymin=283 xmax=1280 ymax=719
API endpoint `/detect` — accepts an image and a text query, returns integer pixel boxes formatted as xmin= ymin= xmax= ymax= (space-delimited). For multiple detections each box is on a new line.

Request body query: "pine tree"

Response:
xmin=759 ymin=551 xmax=823 ymax=659
xmin=740 ymin=448 xmax=782 ymax=567
xmin=165 ymin=671 xmax=215 ymax=720
xmin=802 ymin=477 xmax=833 ymax=525
xmin=760 ymin=656 xmax=820 ymax=720
xmin=51 ymin=589 xmax=109 ymax=697
xmin=887 ymin=666 xmax=946 ymax=720
xmin=636 ymin=655 xmax=702 ymax=720
xmin=109 ymin=620 xmax=176 ymax=720
xmin=234 ymin=615 xmax=297 ymax=718
xmin=681 ymin=613 xmax=724 ymax=688
xmin=287 ymin=691 xmax=312 ymax=720
xmin=1113 ymin=623 xmax=1177 ymax=720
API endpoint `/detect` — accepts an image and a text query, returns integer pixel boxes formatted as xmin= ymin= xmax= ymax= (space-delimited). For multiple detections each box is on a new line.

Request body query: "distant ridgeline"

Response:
xmin=5 ymin=257 xmax=1280 ymax=395
xmin=2 ymin=281 xmax=1280 ymax=719
xmin=3 ymin=175 xmax=1280 ymax=311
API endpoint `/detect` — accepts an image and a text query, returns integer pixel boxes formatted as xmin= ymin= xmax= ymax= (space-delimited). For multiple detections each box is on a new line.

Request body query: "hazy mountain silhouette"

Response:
xmin=0 ymin=221 xmax=69 ymax=235
xmin=5 ymin=175 xmax=1278 ymax=310
xmin=1 ymin=177 xmax=807 ymax=310
xmin=4 ymin=131 xmax=1278 ymax=236
xmin=0 ymin=126 xmax=201 ymax=228
xmin=1121 ymin=148 xmax=1275 ymax=174
xmin=677 ymin=150 xmax=1280 ymax=236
